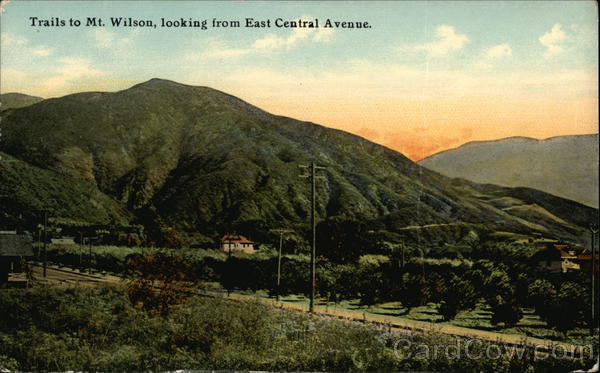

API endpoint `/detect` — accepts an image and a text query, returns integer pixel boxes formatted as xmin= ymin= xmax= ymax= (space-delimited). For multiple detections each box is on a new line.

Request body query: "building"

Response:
xmin=531 ymin=243 xmax=590 ymax=273
xmin=0 ymin=233 xmax=34 ymax=285
xmin=531 ymin=244 xmax=564 ymax=273
xmin=219 ymin=234 xmax=255 ymax=254
xmin=575 ymin=251 xmax=600 ymax=274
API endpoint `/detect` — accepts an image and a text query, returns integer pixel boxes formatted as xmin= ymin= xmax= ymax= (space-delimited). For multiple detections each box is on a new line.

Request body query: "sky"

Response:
xmin=1 ymin=0 xmax=598 ymax=160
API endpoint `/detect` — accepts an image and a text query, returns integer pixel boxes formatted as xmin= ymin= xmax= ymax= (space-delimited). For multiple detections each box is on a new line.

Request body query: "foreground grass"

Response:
xmin=0 ymin=285 xmax=594 ymax=372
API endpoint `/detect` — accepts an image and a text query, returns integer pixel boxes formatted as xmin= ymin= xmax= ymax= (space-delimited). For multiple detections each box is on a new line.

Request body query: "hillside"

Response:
xmin=0 ymin=93 xmax=44 ymax=110
xmin=0 ymin=79 xmax=596 ymax=245
xmin=419 ymin=135 xmax=599 ymax=208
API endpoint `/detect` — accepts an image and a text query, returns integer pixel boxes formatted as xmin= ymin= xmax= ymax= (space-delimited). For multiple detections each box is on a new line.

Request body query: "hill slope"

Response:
xmin=0 ymin=93 xmax=44 ymax=110
xmin=0 ymin=79 xmax=596 ymax=244
xmin=419 ymin=135 xmax=599 ymax=208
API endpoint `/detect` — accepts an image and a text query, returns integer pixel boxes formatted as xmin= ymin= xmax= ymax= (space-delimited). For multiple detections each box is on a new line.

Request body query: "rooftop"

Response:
xmin=220 ymin=234 xmax=254 ymax=244
xmin=0 ymin=234 xmax=34 ymax=257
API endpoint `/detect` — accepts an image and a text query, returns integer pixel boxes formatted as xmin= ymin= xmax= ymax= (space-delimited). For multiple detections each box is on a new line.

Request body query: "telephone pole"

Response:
xmin=299 ymin=162 xmax=326 ymax=313
xmin=43 ymin=210 xmax=48 ymax=278
xmin=227 ymin=233 xmax=233 ymax=297
xmin=88 ymin=236 xmax=93 ymax=275
xmin=271 ymin=228 xmax=293 ymax=302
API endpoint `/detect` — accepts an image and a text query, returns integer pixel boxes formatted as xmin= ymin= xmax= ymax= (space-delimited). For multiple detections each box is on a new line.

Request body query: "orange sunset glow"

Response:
xmin=236 ymin=92 xmax=598 ymax=161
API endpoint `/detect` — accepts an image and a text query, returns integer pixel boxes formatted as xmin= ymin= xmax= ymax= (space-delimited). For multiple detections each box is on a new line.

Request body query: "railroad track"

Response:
xmin=29 ymin=264 xmax=123 ymax=285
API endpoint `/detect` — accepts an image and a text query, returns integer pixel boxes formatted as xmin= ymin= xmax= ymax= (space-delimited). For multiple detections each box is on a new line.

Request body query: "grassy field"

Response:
xmin=37 ymin=244 xmax=597 ymax=348
xmin=224 ymin=286 xmax=597 ymax=347
xmin=1 ymin=284 xmax=594 ymax=372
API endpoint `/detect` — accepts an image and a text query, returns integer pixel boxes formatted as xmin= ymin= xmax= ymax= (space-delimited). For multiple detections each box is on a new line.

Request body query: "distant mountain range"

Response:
xmin=419 ymin=135 xmax=599 ymax=208
xmin=0 ymin=93 xmax=44 ymax=110
xmin=0 ymin=79 xmax=596 ymax=245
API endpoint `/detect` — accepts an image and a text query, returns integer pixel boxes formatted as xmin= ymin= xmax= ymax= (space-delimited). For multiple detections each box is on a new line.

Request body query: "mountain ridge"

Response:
xmin=420 ymin=134 xmax=598 ymax=163
xmin=419 ymin=134 xmax=599 ymax=208
xmin=0 ymin=93 xmax=44 ymax=110
xmin=0 ymin=79 xmax=596 ymax=246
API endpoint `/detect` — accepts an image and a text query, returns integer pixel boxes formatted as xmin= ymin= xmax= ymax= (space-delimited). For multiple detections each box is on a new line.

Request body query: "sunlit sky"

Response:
xmin=1 ymin=1 xmax=598 ymax=160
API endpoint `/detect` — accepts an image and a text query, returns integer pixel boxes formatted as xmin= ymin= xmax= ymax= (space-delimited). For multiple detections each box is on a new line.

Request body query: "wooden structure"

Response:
xmin=0 ymin=233 xmax=34 ymax=284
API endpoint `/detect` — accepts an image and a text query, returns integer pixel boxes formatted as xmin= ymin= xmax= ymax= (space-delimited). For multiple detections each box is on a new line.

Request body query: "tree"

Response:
xmin=489 ymin=296 xmax=523 ymax=327
xmin=357 ymin=255 xmax=389 ymax=306
xmin=437 ymin=274 xmax=478 ymax=321
xmin=529 ymin=280 xmax=589 ymax=332
xmin=160 ymin=230 xmax=183 ymax=248
xmin=316 ymin=217 xmax=370 ymax=263
xmin=329 ymin=263 xmax=360 ymax=303
xmin=126 ymin=253 xmax=199 ymax=317
xmin=399 ymin=272 xmax=429 ymax=312
xmin=469 ymin=261 xmax=523 ymax=326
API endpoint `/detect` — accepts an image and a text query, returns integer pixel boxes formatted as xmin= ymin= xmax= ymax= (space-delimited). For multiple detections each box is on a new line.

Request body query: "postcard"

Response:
xmin=0 ymin=1 xmax=598 ymax=372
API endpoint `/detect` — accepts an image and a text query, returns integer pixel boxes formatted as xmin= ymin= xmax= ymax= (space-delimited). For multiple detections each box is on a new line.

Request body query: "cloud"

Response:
xmin=221 ymin=61 xmax=597 ymax=106
xmin=198 ymin=15 xmax=334 ymax=59
xmin=90 ymin=29 xmax=134 ymax=56
xmin=93 ymin=28 xmax=117 ymax=48
xmin=199 ymin=39 xmax=251 ymax=59
xmin=0 ymin=0 xmax=12 ymax=15
xmin=252 ymin=28 xmax=309 ymax=50
xmin=251 ymin=15 xmax=328 ymax=50
xmin=539 ymin=24 xmax=567 ymax=59
xmin=485 ymin=43 xmax=512 ymax=59
xmin=0 ymin=67 xmax=29 ymax=92
xmin=414 ymin=25 xmax=469 ymax=57
xmin=1 ymin=33 xmax=53 ymax=59
xmin=473 ymin=43 xmax=512 ymax=70
xmin=314 ymin=27 xmax=334 ymax=42
xmin=40 ymin=58 xmax=105 ymax=92
xmin=1 ymin=32 xmax=27 ymax=47
xmin=32 ymin=46 xmax=52 ymax=57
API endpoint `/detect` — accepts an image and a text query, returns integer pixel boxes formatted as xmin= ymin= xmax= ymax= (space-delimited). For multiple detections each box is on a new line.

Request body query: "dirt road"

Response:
xmin=27 ymin=264 xmax=587 ymax=355
xmin=224 ymin=292 xmax=586 ymax=355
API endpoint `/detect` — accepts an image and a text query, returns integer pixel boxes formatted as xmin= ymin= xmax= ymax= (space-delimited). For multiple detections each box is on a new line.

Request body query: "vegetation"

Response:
xmin=0 ymin=285 xmax=593 ymax=372
xmin=1 ymin=79 xmax=595 ymax=246
xmin=0 ymin=93 xmax=43 ymax=110
xmin=41 ymin=241 xmax=596 ymax=339
xmin=1 ymin=79 xmax=597 ymax=371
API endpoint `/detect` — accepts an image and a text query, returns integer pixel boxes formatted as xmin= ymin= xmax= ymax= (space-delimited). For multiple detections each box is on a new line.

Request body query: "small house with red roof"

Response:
xmin=219 ymin=234 xmax=255 ymax=254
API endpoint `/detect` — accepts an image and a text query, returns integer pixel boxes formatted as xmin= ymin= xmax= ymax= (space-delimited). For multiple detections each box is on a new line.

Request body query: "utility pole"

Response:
xmin=37 ymin=229 xmax=41 ymax=259
xmin=79 ymin=232 xmax=83 ymax=266
xmin=43 ymin=210 xmax=48 ymax=278
xmin=401 ymin=240 xmax=405 ymax=268
xmin=88 ymin=236 xmax=93 ymax=275
xmin=227 ymin=233 xmax=233 ymax=297
xmin=591 ymin=224 xmax=599 ymax=335
xmin=418 ymin=247 xmax=425 ymax=278
xmin=299 ymin=162 xmax=326 ymax=313
xmin=271 ymin=228 xmax=293 ymax=302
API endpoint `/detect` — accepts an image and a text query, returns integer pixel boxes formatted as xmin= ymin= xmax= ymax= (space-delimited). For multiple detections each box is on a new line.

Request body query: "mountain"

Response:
xmin=419 ymin=135 xmax=599 ymax=208
xmin=0 ymin=93 xmax=44 ymax=110
xmin=0 ymin=79 xmax=596 ymax=245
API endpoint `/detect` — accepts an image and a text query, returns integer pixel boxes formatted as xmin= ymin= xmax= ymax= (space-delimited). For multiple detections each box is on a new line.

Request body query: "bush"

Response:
xmin=0 ymin=286 xmax=594 ymax=372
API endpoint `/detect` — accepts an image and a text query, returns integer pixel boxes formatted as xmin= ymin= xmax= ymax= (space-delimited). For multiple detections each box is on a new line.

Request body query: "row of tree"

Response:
xmin=120 ymin=246 xmax=592 ymax=331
